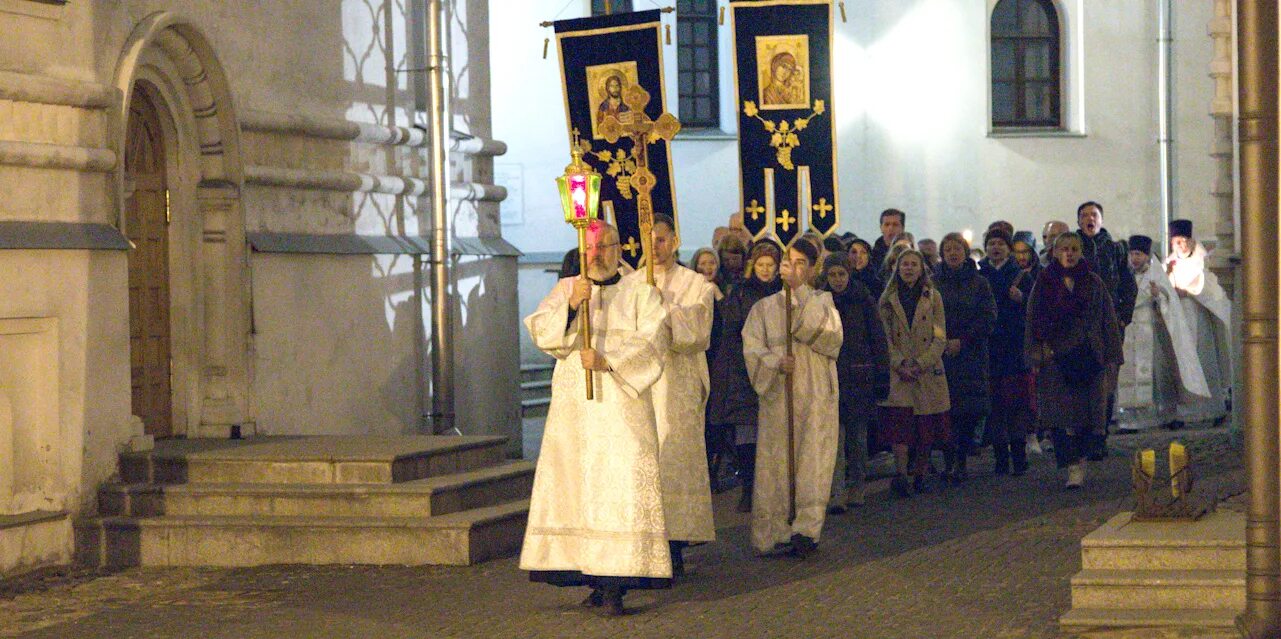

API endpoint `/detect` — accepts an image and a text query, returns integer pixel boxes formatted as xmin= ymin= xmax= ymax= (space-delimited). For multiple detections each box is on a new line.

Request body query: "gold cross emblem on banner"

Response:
xmin=745 ymin=199 xmax=766 ymax=221
xmin=776 ymin=209 xmax=796 ymax=233
xmin=621 ymin=236 xmax=641 ymax=258
xmin=812 ymin=197 xmax=833 ymax=219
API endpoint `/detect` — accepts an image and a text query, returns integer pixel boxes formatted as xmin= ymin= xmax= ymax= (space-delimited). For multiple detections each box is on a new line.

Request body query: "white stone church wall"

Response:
xmin=494 ymin=0 xmax=1219 ymax=257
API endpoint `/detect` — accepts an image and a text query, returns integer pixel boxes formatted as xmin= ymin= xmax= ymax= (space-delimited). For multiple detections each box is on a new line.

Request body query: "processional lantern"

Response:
xmin=556 ymin=131 xmax=601 ymax=400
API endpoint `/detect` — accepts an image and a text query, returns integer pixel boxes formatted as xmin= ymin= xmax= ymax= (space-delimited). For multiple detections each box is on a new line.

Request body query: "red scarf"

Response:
xmin=1032 ymin=259 xmax=1093 ymax=340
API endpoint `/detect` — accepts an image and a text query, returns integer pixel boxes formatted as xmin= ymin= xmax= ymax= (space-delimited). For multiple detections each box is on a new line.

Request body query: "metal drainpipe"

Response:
xmin=1235 ymin=0 xmax=1281 ymax=636
xmin=426 ymin=0 xmax=456 ymax=435
xmin=1156 ymin=0 xmax=1174 ymax=250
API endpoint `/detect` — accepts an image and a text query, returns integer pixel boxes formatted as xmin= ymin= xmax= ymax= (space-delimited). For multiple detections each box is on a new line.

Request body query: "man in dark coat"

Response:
xmin=820 ymin=254 xmax=889 ymax=512
xmin=869 ymin=208 xmax=906 ymax=278
xmin=1075 ymin=201 xmax=1137 ymax=459
xmin=979 ymin=228 xmax=1037 ymax=475
xmin=934 ymin=234 xmax=996 ymax=482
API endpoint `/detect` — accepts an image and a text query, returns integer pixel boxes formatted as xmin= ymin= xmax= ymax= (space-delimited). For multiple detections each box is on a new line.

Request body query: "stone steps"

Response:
xmin=78 ymin=436 xmax=532 ymax=568
xmin=1060 ymin=511 xmax=1246 ymax=635
xmin=98 ymin=461 xmax=536 ymax=519
xmin=76 ymin=500 xmax=529 ymax=567
xmin=1059 ymin=607 xmax=1239 ymax=632
xmin=1070 ymin=568 xmax=1246 ymax=610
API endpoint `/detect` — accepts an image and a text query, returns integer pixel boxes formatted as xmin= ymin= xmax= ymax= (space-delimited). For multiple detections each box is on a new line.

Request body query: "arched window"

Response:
xmin=991 ymin=0 xmax=1061 ymax=128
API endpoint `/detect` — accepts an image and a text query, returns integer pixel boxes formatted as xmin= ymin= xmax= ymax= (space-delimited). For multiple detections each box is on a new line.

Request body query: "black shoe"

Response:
xmin=736 ymin=487 xmax=753 ymax=513
xmin=581 ymin=588 xmax=603 ymax=608
xmin=669 ymin=541 xmax=685 ymax=578
xmin=790 ymin=533 xmax=816 ymax=558
xmin=892 ymin=475 xmax=912 ymax=498
xmin=827 ymin=502 xmax=847 ymax=515
xmin=600 ymin=587 xmax=625 ymax=617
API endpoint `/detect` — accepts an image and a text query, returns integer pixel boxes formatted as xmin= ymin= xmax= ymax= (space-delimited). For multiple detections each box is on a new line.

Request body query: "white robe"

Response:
xmin=1166 ymin=244 xmax=1233 ymax=422
xmin=743 ymin=285 xmax=842 ymax=553
xmin=648 ymin=266 xmax=717 ymax=543
xmin=520 ymin=275 xmax=672 ymax=580
xmin=1117 ymin=256 xmax=1208 ymax=429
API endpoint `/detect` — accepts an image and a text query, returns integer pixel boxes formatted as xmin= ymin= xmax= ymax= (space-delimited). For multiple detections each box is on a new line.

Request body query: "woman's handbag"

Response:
xmin=1054 ymin=341 xmax=1103 ymax=387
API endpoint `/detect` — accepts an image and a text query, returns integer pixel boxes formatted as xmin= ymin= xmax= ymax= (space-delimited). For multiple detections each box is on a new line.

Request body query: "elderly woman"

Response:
xmin=820 ymin=254 xmax=889 ymax=512
xmin=978 ymin=228 xmax=1035 ymax=476
xmin=1025 ymin=233 xmax=1123 ymax=489
xmin=707 ymin=240 xmax=783 ymax=512
xmin=934 ymin=233 xmax=995 ymax=483
xmin=878 ymin=249 xmax=950 ymax=496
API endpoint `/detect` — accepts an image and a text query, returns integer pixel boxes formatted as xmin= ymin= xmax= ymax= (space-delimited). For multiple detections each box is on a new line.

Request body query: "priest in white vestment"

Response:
xmin=743 ymin=239 xmax=843 ymax=557
xmin=645 ymin=215 xmax=717 ymax=574
xmin=1165 ymin=219 xmax=1233 ymax=424
xmin=520 ymin=221 xmax=671 ymax=615
xmin=1117 ymin=235 xmax=1209 ymax=430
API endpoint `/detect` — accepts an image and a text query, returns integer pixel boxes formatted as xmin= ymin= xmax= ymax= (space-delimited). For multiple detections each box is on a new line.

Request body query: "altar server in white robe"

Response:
xmin=1117 ymin=235 xmax=1208 ymax=430
xmin=520 ymin=220 xmax=671 ymax=616
xmin=644 ymin=214 xmax=717 ymax=574
xmin=1165 ymin=219 xmax=1233 ymax=424
xmin=743 ymin=239 xmax=843 ymax=557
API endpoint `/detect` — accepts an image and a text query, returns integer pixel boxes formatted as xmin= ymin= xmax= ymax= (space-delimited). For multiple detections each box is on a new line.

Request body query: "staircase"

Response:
xmin=520 ymin=362 xmax=554 ymax=419
xmin=1060 ymin=510 xmax=1245 ymax=633
xmin=74 ymin=436 xmax=533 ymax=567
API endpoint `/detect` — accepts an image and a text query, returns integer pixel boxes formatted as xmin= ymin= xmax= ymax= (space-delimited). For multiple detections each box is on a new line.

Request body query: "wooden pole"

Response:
xmin=577 ymin=224 xmax=594 ymax=400
xmin=784 ymin=283 xmax=796 ymax=525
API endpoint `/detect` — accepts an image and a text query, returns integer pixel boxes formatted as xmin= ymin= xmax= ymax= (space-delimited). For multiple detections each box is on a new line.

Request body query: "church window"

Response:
xmin=991 ymin=0 xmax=1061 ymax=128
xmin=590 ymin=0 xmax=634 ymax=15
xmin=676 ymin=0 xmax=719 ymax=128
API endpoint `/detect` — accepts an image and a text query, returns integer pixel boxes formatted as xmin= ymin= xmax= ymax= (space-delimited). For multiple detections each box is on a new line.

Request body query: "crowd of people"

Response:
xmin=519 ymin=203 xmax=1233 ymax=615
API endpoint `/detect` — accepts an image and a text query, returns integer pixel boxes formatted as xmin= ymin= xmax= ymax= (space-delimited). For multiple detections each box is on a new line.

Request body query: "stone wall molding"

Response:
xmin=239 ymin=109 xmax=507 ymax=157
xmin=243 ymin=164 xmax=506 ymax=202
xmin=0 ymin=70 xmax=115 ymax=110
xmin=0 ymin=140 xmax=115 ymax=172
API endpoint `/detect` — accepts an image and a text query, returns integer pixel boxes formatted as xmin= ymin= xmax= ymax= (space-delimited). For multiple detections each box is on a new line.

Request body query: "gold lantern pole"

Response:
xmin=557 ymin=131 xmax=603 ymax=400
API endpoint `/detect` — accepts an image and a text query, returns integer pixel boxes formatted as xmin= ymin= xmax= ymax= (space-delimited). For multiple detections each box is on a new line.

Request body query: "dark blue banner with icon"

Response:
xmin=730 ymin=0 xmax=838 ymax=248
xmin=555 ymin=10 xmax=678 ymax=268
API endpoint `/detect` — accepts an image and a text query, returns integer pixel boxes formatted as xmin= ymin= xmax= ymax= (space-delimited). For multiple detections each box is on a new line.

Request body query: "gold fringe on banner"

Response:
xmin=665 ymin=23 xmax=672 ymax=44
xmin=719 ymin=6 xmax=725 ymax=24
xmin=542 ymin=37 xmax=550 ymax=59
xmin=839 ymin=1 xmax=847 ymax=22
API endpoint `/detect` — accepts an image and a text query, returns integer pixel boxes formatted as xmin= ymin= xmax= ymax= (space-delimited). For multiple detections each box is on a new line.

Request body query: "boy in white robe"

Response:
xmin=644 ymin=214 xmax=717 ymax=575
xmin=520 ymin=221 xmax=671 ymax=616
xmin=743 ymin=239 xmax=843 ymax=557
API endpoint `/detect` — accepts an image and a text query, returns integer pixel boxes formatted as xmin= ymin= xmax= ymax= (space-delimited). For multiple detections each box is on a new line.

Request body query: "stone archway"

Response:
xmin=113 ymin=14 xmax=253 ymax=438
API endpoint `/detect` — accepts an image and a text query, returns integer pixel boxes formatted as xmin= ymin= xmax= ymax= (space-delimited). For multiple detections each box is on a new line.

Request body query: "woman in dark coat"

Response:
xmin=979 ymin=228 xmax=1036 ymax=476
xmin=820 ymin=254 xmax=889 ymax=512
xmin=934 ymin=232 xmax=995 ymax=482
xmin=1025 ymin=233 xmax=1123 ymax=489
xmin=848 ymin=238 xmax=883 ymax=300
xmin=707 ymin=240 xmax=782 ymax=511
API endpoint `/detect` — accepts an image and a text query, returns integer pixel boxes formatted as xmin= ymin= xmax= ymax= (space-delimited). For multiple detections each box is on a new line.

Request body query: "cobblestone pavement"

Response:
xmin=1 ymin=426 xmax=1244 ymax=639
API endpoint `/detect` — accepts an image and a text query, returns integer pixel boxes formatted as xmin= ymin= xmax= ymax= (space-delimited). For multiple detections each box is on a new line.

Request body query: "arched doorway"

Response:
xmin=124 ymin=86 xmax=173 ymax=438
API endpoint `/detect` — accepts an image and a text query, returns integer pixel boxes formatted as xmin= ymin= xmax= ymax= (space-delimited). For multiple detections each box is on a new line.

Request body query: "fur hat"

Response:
xmin=1128 ymin=235 xmax=1154 ymax=254
xmin=1169 ymin=219 xmax=1193 ymax=239
xmin=982 ymin=227 xmax=1014 ymax=249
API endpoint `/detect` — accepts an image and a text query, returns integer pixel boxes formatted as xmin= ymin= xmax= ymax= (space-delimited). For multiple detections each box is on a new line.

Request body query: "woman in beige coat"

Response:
xmin=878 ymin=250 xmax=951 ymax=496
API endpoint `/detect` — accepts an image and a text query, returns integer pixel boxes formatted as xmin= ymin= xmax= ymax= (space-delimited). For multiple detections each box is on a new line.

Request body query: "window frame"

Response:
xmin=590 ymin=0 xmax=634 ymax=16
xmin=674 ymin=0 xmax=720 ymax=130
xmin=990 ymin=0 xmax=1063 ymax=129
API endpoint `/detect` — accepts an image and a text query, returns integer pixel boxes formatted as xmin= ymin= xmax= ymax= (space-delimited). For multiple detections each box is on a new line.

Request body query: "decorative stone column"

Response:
xmin=1208 ymin=0 xmax=1237 ymax=292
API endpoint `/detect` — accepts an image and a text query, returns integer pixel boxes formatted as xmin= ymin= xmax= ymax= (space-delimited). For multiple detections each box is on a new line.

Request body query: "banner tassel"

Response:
xmin=542 ymin=37 xmax=550 ymax=59
xmin=839 ymin=1 xmax=847 ymax=23
xmin=665 ymin=24 xmax=672 ymax=45
xmin=719 ymin=6 xmax=725 ymax=25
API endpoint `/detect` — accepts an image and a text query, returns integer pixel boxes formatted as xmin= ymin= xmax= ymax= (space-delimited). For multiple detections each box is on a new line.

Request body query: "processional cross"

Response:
xmin=599 ymin=84 xmax=681 ymax=285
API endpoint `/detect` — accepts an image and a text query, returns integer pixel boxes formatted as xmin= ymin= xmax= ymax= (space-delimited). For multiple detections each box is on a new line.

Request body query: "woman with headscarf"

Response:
xmin=848 ymin=238 xmax=883 ymax=300
xmin=878 ymin=249 xmax=951 ymax=496
xmin=820 ymin=254 xmax=889 ymax=512
xmin=707 ymin=239 xmax=783 ymax=512
xmin=1025 ymin=233 xmax=1123 ymax=489
xmin=934 ymin=233 xmax=995 ymax=483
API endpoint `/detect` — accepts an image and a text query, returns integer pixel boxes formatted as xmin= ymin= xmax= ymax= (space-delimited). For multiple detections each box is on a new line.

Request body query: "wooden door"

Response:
xmin=125 ymin=89 xmax=173 ymax=438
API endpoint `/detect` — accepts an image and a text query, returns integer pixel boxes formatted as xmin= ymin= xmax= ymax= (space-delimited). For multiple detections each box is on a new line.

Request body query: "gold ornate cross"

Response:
xmin=621 ymin=235 xmax=641 ymax=258
xmin=812 ymin=197 xmax=833 ymax=219
xmin=777 ymin=209 xmax=797 ymax=233
xmin=600 ymin=84 xmax=681 ymax=284
xmin=745 ymin=199 xmax=766 ymax=221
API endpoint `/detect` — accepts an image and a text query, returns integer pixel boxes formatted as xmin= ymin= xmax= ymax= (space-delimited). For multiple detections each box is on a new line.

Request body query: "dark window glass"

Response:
xmin=677 ymin=2 xmax=719 ymax=128
xmin=990 ymin=0 xmax=1061 ymax=127
xmin=591 ymin=0 xmax=634 ymax=16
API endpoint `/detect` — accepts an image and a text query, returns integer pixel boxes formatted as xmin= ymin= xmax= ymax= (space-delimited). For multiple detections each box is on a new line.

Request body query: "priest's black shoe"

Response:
xmin=790 ymin=533 xmax=817 ymax=558
xmin=599 ymin=587 xmax=625 ymax=617
xmin=580 ymin=588 xmax=603 ymax=608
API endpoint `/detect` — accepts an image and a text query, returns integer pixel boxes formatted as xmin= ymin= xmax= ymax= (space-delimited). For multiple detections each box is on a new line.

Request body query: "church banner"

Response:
xmin=555 ymin=10 xmax=678 ymax=268
xmin=730 ymin=0 xmax=838 ymax=248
